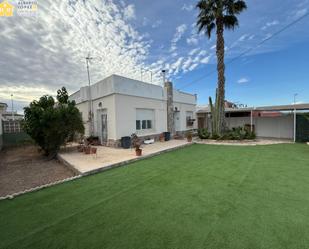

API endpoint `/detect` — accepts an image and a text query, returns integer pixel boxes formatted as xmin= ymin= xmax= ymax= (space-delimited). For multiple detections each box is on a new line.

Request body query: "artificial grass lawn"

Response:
xmin=1 ymin=144 xmax=309 ymax=249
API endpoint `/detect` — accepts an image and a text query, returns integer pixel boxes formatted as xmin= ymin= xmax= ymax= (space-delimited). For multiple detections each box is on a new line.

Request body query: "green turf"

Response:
xmin=1 ymin=144 xmax=309 ymax=249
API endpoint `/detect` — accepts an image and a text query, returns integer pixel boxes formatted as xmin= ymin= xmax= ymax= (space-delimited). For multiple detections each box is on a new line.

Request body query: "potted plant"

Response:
xmin=131 ymin=133 xmax=142 ymax=156
xmin=84 ymin=145 xmax=91 ymax=154
xmin=186 ymin=130 xmax=193 ymax=142
xmin=159 ymin=133 xmax=165 ymax=142
xmin=77 ymin=145 xmax=84 ymax=152
xmin=87 ymin=136 xmax=100 ymax=145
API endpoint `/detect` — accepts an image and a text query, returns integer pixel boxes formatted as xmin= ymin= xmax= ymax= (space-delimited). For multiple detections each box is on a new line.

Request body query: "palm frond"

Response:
xmin=223 ymin=15 xmax=238 ymax=29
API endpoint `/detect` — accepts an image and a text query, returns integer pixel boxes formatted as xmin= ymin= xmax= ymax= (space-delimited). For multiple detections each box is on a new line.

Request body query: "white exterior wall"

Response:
xmin=114 ymin=94 xmax=166 ymax=139
xmin=255 ymin=115 xmax=293 ymax=139
xmin=74 ymin=101 xmax=90 ymax=136
xmin=173 ymin=102 xmax=197 ymax=131
xmin=92 ymin=95 xmax=117 ymax=140
xmin=226 ymin=117 xmax=251 ymax=129
xmin=70 ymin=74 xmax=197 ymax=142
xmin=225 ymin=115 xmax=293 ymax=139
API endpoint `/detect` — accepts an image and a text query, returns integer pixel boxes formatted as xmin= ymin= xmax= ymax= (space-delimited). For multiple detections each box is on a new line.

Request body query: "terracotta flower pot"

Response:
xmin=135 ymin=149 xmax=142 ymax=156
xmin=91 ymin=147 xmax=97 ymax=154
xmin=84 ymin=146 xmax=91 ymax=154
xmin=77 ymin=145 xmax=84 ymax=152
xmin=187 ymin=137 xmax=192 ymax=142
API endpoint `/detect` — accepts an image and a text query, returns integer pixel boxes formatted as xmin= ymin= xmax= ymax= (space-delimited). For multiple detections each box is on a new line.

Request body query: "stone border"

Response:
xmin=0 ymin=142 xmax=193 ymax=201
xmin=0 ymin=175 xmax=82 ymax=201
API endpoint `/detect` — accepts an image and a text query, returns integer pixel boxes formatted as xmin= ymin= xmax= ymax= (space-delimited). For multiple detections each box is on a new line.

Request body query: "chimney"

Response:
xmin=165 ymin=81 xmax=174 ymax=134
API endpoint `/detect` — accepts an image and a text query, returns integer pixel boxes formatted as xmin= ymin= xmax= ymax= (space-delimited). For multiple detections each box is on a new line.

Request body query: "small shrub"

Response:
xmin=211 ymin=133 xmax=220 ymax=140
xmin=198 ymin=128 xmax=210 ymax=139
xmin=210 ymin=127 xmax=256 ymax=141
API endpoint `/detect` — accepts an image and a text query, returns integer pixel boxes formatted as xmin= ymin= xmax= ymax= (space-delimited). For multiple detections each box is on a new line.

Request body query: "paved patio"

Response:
xmin=58 ymin=140 xmax=190 ymax=175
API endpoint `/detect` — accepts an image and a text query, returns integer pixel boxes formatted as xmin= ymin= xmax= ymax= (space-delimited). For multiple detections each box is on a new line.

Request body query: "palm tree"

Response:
xmin=196 ymin=0 xmax=247 ymax=135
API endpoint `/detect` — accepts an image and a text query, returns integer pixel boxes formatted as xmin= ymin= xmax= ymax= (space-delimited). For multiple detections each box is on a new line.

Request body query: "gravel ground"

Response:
xmin=0 ymin=146 xmax=76 ymax=197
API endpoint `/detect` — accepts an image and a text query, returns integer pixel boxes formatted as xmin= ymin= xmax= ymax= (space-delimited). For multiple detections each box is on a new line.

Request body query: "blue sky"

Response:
xmin=128 ymin=0 xmax=309 ymax=106
xmin=0 ymin=0 xmax=308 ymax=112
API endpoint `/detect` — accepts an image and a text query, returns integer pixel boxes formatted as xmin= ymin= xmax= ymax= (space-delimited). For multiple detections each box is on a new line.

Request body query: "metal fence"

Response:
xmin=1 ymin=120 xmax=32 ymax=147
xmin=3 ymin=120 xmax=23 ymax=133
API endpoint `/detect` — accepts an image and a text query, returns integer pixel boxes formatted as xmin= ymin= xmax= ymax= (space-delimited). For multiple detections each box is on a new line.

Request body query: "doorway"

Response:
xmin=98 ymin=109 xmax=107 ymax=144
xmin=174 ymin=111 xmax=180 ymax=132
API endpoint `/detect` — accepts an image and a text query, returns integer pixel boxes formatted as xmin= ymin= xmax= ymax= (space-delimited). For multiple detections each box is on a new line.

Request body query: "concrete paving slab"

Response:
xmin=58 ymin=140 xmax=190 ymax=175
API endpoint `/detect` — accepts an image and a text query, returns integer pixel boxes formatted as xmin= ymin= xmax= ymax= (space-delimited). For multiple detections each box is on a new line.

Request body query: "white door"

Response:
xmin=174 ymin=112 xmax=180 ymax=132
xmin=101 ymin=113 xmax=107 ymax=143
xmin=97 ymin=109 xmax=108 ymax=144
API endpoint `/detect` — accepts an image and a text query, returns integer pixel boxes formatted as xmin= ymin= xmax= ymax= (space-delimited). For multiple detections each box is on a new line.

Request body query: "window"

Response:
xmin=136 ymin=120 xmax=141 ymax=130
xmin=136 ymin=109 xmax=154 ymax=131
xmin=142 ymin=120 xmax=147 ymax=129
xmin=147 ymin=120 xmax=152 ymax=129
xmin=186 ymin=111 xmax=194 ymax=127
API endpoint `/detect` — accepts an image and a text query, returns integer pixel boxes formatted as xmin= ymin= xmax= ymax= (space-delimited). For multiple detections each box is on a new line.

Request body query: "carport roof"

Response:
xmin=197 ymin=103 xmax=309 ymax=114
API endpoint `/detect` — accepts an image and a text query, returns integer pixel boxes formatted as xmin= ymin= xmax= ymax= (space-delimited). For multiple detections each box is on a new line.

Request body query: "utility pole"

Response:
xmin=86 ymin=54 xmax=94 ymax=136
xmin=293 ymin=93 xmax=298 ymax=143
xmin=11 ymin=94 xmax=14 ymax=121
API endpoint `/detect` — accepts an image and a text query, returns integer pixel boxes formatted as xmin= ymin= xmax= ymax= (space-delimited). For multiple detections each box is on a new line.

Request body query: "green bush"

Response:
xmin=198 ymin=128 xmax=210 ymax=139
xmin=23 ymin=87 xmax=84 ymax=158
xmin=211 ymin=127 xmax=257 ymax=141
xmin=199 ymin=126 xmax=256 ymax=141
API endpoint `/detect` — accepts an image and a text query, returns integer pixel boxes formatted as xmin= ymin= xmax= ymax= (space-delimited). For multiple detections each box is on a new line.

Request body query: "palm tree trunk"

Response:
xmin=216 ymin=18 xmax=226 ymax=135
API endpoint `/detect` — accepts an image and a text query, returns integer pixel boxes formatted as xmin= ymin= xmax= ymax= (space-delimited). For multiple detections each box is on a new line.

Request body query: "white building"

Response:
xmin=197 ymin=103 xmax=309 ymax=141
xmin=70 ymin=75 xmax=197 ymax=147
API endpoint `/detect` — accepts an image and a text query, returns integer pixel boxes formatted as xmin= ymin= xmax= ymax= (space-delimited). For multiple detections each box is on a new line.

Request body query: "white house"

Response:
xmin=70 ymin=74 xmax=197 ymax=147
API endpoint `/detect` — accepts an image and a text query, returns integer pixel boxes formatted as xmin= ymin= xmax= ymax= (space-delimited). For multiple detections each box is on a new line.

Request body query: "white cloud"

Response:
xmin=0 ymin=0 xmax=158 ymax=105
xmin=237 ymin=78 xmax=250 ymax=84
xmin=170 ymin=24 xmax=187 ymax=52
xmin=186 ymin=36 xmax=199 ymax=46
xmin=181 ymin=4 xmax=194 ymax=11
xmin=189 ymin=48 xmax=199 ymax=56
xmin=123 ymin=4 xmax=136 ymax=20
xmin=200 ymin=56 xmax=211 ymax=64
xmin=151 ymin=20 xmax=162 ymax=28
xmin=261 ymin=20 xmax=279 ymax=30
xmin=293 ymin=8 xmax=308 ymax=19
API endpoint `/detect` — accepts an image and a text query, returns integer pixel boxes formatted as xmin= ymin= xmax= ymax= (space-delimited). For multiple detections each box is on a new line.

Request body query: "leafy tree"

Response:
xmin=23 ymin=87 xmax=84 ymax=158
xmin=196 ymin=0 xmax=247 ymax=135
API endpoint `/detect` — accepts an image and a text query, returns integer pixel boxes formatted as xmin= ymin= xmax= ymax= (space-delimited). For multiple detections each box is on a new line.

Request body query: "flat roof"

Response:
xmin=197 ymin=103 xmax=309 ymax=114
xmin=0 ymin=102 xmax=8 ymax=107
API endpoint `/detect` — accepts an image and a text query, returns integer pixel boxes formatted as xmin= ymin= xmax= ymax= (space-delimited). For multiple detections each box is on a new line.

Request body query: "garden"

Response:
xmin=1 ymin=143 xmax=308 ymax=249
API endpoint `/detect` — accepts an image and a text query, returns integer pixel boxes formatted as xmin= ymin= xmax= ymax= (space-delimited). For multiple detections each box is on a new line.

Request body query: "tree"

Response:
xmin=196 ymin=0 xmax=247 ymax=135
xmin=23 ymin=87 xmax=84 ymax=158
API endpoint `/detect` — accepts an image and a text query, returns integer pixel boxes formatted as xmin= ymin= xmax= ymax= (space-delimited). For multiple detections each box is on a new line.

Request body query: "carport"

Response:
xmin=196 ymin=103 xmax=309 ymax=142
